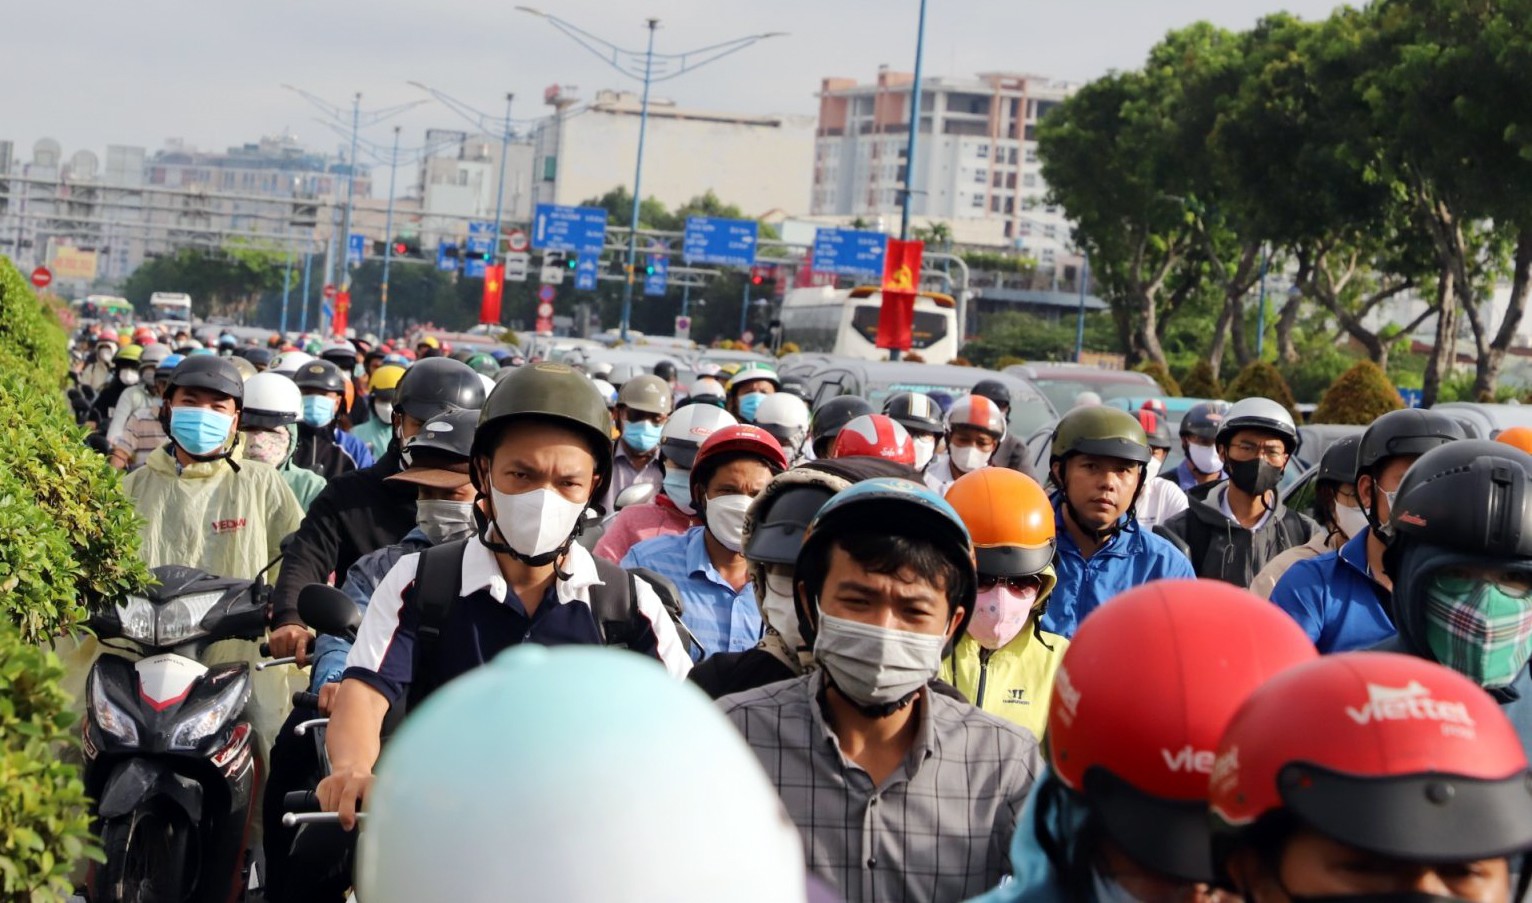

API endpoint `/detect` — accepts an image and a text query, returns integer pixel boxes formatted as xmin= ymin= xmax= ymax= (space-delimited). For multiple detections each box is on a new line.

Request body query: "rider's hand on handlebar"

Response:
xmin=318 ymin=682 xmax=340 ymax=716
xmin=267 ymin=624 xmax=314 ymax=665
xmin=317 ymin=768 xmax=373 ymax=831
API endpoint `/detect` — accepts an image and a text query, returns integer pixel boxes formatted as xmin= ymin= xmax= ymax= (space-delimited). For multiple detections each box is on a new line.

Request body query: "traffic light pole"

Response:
xmin=380 ymin=125 xmax=400 ymax=338
xmin=617 ymin=19 xmax=659 ymax=345
xmin=491 ymin=93 xmax=514 ymax=266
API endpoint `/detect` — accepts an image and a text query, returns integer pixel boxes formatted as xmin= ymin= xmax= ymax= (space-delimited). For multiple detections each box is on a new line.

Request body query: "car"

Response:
xmin=693 ymin=348 xmax=776 ymax=370
xmin=1429 ymin=402 xmax=1532 ymax=439
xmin=571 ymin=347 xmax=699 ymax=386
xmin=801 ymin=360 xmax=1058 ymax=442
xmin=1004 ymin=363 xmax=1161 ymax=414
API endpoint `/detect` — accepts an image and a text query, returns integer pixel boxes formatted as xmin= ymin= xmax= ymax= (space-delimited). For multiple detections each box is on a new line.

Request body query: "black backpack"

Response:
xmin=402 ymin=539 xmax=697 ymax=712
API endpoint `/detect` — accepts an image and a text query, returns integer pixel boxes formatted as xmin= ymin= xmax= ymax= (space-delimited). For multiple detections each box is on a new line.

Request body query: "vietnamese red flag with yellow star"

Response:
xmin=480 ymin=264 xmax=505 ymax=325
xmin=333 ymin=289 xmax=351 ymax=336
xmin=877 ymin=239 xmax=923 ymax=351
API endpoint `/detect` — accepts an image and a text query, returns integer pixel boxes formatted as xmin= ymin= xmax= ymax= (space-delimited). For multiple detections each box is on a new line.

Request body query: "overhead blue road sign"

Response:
xmin=532 ymin=204 xmax=608 ymax=256
xmin=683 ymin=216 xmax=758 ymax=268
xmin=465 ymin=221 xmax=494 ymax=278
xmin=813 ymin=227 xmax=888 ymax=276
xmin=436 ymin=243 xmax=458 ymax=272
xmin=574 ymin=253 xmax=600 ymax=291
xmin=644 ymin=254 xmax=669 ymax=297
xmin=347 ymin=233 xmax=366 ymax=266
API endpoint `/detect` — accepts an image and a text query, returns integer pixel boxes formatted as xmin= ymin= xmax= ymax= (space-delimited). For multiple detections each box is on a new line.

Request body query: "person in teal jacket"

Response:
xmin=241 ymin=371 xmax=327 ymax=511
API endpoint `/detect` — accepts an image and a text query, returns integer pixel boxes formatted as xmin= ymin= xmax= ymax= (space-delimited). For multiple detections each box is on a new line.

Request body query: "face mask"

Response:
xmin=912 ymin=436 xmax=936 ymax=471
xmin=1424 ymin=572 xmax=1532 ymax=689
xmin=373 ymin=400 xmax=394 ymax=423
xmin=243 ymin=428 xmax=291 ymax=466
xmin=705 ymin=493 xmax=753 ymax=553
xmin=761 ymin=569 xmax=806 ymax=659
xmin=622 ymin=419 xmax=663 ymax=454
xmin=416 ymin=499 xmax=477 ymax=546
xmin=98 ymin=347 xmax=114 ymax=363
xmin=1367 ymin=486 xmax=1399 ymax=540
xmin=814 ymin=613 xmax=946 ymax=712
xmin=1227 ymin=456 xmax=1283 ymax=498
xmin=168 ymin=407 xmax=235 ymax=457
xmin=967 ymin=584 xmax=1039 ymax=650
xmin=489 ymin=486 xmax=587 ymax=559
xmin=119 ymin=369 xmax=141 ymax=386
xmin=738 ymin=392 xmax=766 ymax=423
xmin=1333 ymin=502 xmax=1369 ymax=540
xmin=1144 ymin=455 xmax=1163 ymax=483
xmin=662 ymin=469 xmax=695 ymax=514
xmin=1187 ymin=442 xmax=1222 ymax=474
xmin=949 ymin=443 xmax=991 ymax=475
xmin=301 ymin=394 xmax=338 ymax=428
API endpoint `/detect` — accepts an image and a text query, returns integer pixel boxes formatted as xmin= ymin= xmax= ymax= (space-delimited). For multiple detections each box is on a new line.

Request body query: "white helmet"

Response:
xmin=753 ymin=393 xmax=810 ymax=456
xmin=269 ymin=350 xmax=313 ymax=375
xmin=689 ymin=377 xmax=727 ymax=405
xmin=357 ymin=646 xmax=807 ymax=903
xmin=660 ymin=404 xmax=738 ymax=470
xmin=590 ymin=378 xmax=618 ymax=407
xmin=241 ymin=371 xmax=302 ymax=429
xmin=478 ymin=373 xmax=496 ymax=396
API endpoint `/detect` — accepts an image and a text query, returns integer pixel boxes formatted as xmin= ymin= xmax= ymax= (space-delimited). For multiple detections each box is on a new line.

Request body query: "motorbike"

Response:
xmin=82 ymin=560 xmax=276 ymax=903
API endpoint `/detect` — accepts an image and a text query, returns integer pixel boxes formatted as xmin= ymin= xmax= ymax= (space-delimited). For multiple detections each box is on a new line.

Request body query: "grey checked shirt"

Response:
xmin=720 ymin=671 xmax=1043 ymax=903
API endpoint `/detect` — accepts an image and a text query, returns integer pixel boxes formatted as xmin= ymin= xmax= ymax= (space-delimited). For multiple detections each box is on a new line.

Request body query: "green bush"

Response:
xmin=1179 ymin=359 xmax=1224 ymax=399
xmin=0 ymin=625 xmax=102 ymax=898
xmin=1313 ymin=360 xmax=1405 ymax=424
xmin=1226 ymin=361 xmax=1301 ymax=421
xmin=1278 ymin=347 xmax=1359 ymax=405
xmin=1134 ymin=361 xmax=1182 ymax=397
xmin=995 ymin=355 xmax=1027 ymax=370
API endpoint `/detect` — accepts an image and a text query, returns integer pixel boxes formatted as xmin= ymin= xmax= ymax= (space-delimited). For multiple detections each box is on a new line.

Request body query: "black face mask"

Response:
xmin=1228 ymin=456 xmax=1283 ymax=498
xmin=1285 ymin=890 xmax=1467 ymax=903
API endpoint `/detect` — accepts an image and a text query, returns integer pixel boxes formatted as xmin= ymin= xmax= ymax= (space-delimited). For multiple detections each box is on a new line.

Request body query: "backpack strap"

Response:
xmin=585 ymin=558 xmax=701 ymax=660
xmin=404 ymin=539 xmax=468 ymax=712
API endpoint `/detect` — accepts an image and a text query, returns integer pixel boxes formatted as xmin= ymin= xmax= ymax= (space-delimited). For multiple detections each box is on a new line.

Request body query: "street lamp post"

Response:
xmin=380 ymin=126 xmax=401 ymax=338
xmin=339 ymin=92 xmax=361 ymax=317
xmin=299 ymin=249 xmax=314 ymax=334
xmin=1075 ymin=253 xmax=1090 ymax=362
xmin=492 ymin=93 xmax=515 ymax=265
xmin=899 ymin=0 xmax=929 ymax=242
xmin=618 ymin=19 xmax=660 ymax=346
xmin=1255 ymin=244 xmax=1270 ymax=359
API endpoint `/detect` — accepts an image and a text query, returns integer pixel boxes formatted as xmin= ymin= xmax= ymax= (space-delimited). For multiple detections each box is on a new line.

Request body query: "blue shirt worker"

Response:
xmin=1038 ymin=406 xmax=1195 ymax=637
xmin=624 ymin=424 xmax=788 ymax=659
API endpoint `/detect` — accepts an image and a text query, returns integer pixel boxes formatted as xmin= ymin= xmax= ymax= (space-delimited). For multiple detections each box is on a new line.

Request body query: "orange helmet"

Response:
xmin=945 ymin=467 xmax=1055 ymax=581
xmin=1497 ymin=426 xmax=1532 ymax=455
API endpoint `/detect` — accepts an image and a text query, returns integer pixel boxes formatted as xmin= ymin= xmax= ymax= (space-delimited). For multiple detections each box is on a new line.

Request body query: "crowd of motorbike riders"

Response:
xmin=63 ymin=319 xmax=1532 ymax=903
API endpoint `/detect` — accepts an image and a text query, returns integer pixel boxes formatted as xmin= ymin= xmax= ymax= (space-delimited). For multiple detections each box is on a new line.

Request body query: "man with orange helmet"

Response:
xmin=924 ymin=393 xmax=1009 ymax=494
xmin=1497 ymin=425 xmax=1532 ymax=455
xmin=940 ymin=468 xmax=1068 ymax=739
xmin=973 ymin=579 xmax=1317 ymax=903
xmin=1211 ymin=653 xmax=1532 ymax=902
xmin=830 ymin=413 xmax=917 ymax=466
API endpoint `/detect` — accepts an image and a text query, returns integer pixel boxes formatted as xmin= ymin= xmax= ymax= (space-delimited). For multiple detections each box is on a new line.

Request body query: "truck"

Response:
xmin=149 ymin=292 xmax=194 ymax=330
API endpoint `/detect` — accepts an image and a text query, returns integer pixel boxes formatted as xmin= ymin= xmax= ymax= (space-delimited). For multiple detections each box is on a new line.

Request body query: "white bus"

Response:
xmin=149 ymin=292 xmax=193 ymax=329
xmin=777 ymin=285 xmax=959 ymax=363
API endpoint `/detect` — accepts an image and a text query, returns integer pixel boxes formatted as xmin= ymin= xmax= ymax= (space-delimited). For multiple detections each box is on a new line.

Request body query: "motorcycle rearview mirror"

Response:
xmin=615 ymin=482 xmax=658 ymax=511
xmin=298 ymin=584 xmax=361 ymax=639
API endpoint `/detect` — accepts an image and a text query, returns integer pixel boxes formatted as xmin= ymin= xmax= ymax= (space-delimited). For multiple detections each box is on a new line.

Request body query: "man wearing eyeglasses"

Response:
xmin=1156 ymin=398 xmax=1321 ymax=588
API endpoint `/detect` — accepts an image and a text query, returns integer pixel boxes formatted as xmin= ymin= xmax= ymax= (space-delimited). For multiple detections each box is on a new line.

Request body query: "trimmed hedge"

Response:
xmin=1314 ymin=360 xmax=1405 ymax=425
xmin=1226 ymin=361 xmax=1301 ymax=422
xmin=1134 ymin=361 xmax=1182 ymax=397
xmin=1180 ymin=360 xmax=1224 ymax=399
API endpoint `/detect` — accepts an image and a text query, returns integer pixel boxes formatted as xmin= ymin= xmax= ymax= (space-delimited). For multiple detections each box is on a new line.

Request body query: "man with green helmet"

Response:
xmin=1039 ymin=406 xmax=1194 ymax=638
xmin=319 ymin=362 xmax=691 ymax=830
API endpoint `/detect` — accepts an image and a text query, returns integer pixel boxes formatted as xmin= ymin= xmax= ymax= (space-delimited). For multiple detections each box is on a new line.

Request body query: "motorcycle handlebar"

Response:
xmin=284 ymin=790 xmax=320 ymax=813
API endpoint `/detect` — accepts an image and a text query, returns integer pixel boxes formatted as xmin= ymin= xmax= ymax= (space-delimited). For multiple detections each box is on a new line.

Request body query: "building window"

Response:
xmin=993 ymin=171 xmax=1004 ymax=187
xmin=975 ymin=143 xmax=989 ymax=159
xmin=971 ymin=194 xmax=984 ymax=209
xmin=1025 ymin=147 xmax=1040 ymax=164
xmin=990 ymin=196 xmax=1001 ymax=213
xmin=974 ymin=168 xmax=987 ymax=184
xmin=1023 ymin=174 xmax=1038 ymax=187
xmin=1007 ymin=146 xmax=1019 ymax=165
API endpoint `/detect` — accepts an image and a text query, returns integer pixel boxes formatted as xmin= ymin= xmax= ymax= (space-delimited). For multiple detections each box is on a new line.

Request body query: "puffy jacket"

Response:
xmin=1155 ymin=482 xmax=1320 ymax=588
xmin=310 ymin=527 xmax=432 ymax=690
xmin=270 ymin=446 xmax=419 ymax=630
xmin=335 ymin=427 xmax=375 ymax=469
xmin=1250 ymin=529 xmax=1343 ymax=600
xmin=1269 ymin=530 xmax=1394 ymax=653
xmin=940 ymin=627 xmax=1069 ymax=740
xmin=593 ymin=494 xmax=698 ymax=564
xmin=294 ymin=422 xmax=360 ymax=480
xmin=1040 ymin=503 xmax=1196 ymax=638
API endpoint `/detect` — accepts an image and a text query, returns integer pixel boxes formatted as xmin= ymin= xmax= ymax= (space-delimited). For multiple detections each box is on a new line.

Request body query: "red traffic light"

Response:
xmin=393 ymin=242 xmax=408 ymax=256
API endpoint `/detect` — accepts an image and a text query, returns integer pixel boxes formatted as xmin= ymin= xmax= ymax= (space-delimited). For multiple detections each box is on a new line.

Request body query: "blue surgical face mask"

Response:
xmin=301 ymin=394 xmax=338 ymax=428
xmin=662 ymin=468 xmax=695 ymax=514
xmin=168 ymin=407 xmax=235 ymax=457
xmin=738 ymin=391 xmax=767 ymax=423
xmin=622 ymin=419 xmax=663 ymax=454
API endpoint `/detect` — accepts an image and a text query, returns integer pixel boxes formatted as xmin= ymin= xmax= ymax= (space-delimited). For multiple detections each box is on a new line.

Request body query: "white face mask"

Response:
xmin=705 ymin=493 xmax=753 ymax=553
xmin=1187 ymin=442 xmax=1222 ymax=474
xmin=814 ymin=613 xmax=946 ymax=710
xmin=912 ymin=436 xmax=936 ymax=471
xmin=1144 ymin=455 xmax=1163 ymax=483
xmin=374 ymin=400 xmax=394 ymax=423
xmin=1334 ymin=500 xmax=1369 ymax=540
xmin=949 ymin=443 xmax=991 ymax=475
xmin=761 ymin=568 xmax=807 ymax=662
xmin=489 ymin=486 xmax=588 ymax=559
xmin=119 ymin=369 xmax=141 ymax=386
xmin=417 ymin=498 xmax=477 ymax=546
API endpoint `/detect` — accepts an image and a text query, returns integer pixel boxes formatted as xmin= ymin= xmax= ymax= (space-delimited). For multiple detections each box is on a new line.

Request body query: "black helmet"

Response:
xmin=779 ymin=377 xmax=810 ymax=402
xmin=400 ymin=406 xmax=478 ymax=462
xmin=471 ymin=362 xmax=615 ymax=491
xmin=241 ymin=347 xmax=274 ymax=371
xmin=1050 ymin=406 xmax=1153 ymax=465
xmin=652 ymin=360 xmax=679 ymax=383
xmin=809 ymin=396 xmax=874 ymax=454
xmin=883 ymin=391 xmax=944 ymax=436
xmin=970 ymin=378 xmax=1012 ymax=410
xmin=293 ymin=359 xmax=348 ymax=395
xmin=166 ymin=355 xmax=245 ymax=407
xmin=395 ymin=358 xmax=487 ymax=422
xmin=1217 ymin=397 xmax=1300 ymax=453
xmin=1356 ymin=408 xmax=1466 ymax=474
xmin=449 ymin=349 xmax=476 ymax=364
xmin=1316 ymin=435 xmax=1361 ymax=485
xmin=1180 ymin=400 xmax=1231 ymax=441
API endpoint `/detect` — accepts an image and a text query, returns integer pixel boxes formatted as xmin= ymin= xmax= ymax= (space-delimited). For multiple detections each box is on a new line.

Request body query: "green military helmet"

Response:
xmin=1050 ymin=405 xmax=1153 ymax=465
xmin=472 ymin=362 xmax=616 ymax=491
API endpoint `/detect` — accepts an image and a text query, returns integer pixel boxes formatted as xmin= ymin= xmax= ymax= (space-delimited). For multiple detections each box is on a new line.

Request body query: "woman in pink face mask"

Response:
xmin=939 ymin=467 xmax=1068 ymax=739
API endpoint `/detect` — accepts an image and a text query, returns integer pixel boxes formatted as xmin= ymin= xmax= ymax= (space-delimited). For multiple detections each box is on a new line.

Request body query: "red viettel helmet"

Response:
xmin=689 ymin=424 xmax=789 ymax=499
xmin=1141 ymin=398 xmax=1168 ymax=417
xmin=831 ymin=414 xmax=916 ymax=466
xmin=1210 ymin=652 xmax=1532 ymax=869
xmin=948 ymin=394 xmax=1008 ymax=439
xmin=1047 ymin=579 xmax=1317 ymax=883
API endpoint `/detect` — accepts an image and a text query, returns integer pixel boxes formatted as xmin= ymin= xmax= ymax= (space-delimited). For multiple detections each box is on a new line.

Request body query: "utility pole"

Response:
xmin=380 ymin=125 xmax=400 ymax=338
xmin=899 ymin=0 xmax=930 ymax=242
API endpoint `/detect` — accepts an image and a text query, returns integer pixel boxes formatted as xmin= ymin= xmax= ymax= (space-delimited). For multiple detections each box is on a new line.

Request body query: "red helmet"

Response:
xmin=689 ymin=424 xmax=789 ymax=500
xmin=947 ymin=394 xmax=1007 ymax=439
xmin=1211 ymin=652 xmax=1532 ymax=867
xmin=1141 ymin=398 xmax=1168 ymax=417
xmin=831 ymin=414 xmax=916 ymax=466
xmin=1047 ymin=579 xmax=1317 ymax=882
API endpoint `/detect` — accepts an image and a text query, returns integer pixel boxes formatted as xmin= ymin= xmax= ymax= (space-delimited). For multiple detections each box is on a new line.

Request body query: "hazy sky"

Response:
xmin=5 ymin=0 xmax=1341 ymax=177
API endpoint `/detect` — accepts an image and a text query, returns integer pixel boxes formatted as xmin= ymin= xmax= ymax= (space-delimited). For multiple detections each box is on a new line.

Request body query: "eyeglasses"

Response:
xmin=1228 ymin=441 xmax=1290 ymax=464
xmin=977 ymin=574 xmax=1044 ymax=593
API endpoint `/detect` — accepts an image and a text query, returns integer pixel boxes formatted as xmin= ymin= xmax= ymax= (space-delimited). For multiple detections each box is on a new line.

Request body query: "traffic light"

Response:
xmin=566 ymin=256 xmax=578 ymax=269
xmin=392 ymin=241 xmax=408 ymax=256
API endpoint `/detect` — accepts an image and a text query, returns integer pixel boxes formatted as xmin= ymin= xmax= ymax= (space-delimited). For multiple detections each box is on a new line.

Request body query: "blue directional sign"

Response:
xmin=532 ymin=204 xmax=608 ymax=256
xmin=1398 ymin=387 xmax=1424 ymax=409
xmin=644 ymin=254 xmax=669 ymax=297
xmin=683 ymin=216 xmax=758 ymax=267
xmin=574 ymin=253 xmax=600 ymax=291
xmin=436 ymin=243 xmax=458 ymax=272
xmin=813 ymin=227 xmax=888 ymax=276
xmin=347 ymin=233 xmax=366 ymax=266
xmin=464 ymin=221 xmax=494 ymax=279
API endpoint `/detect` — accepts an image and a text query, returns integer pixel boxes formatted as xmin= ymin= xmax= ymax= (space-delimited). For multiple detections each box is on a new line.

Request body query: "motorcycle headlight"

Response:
xmin=168 ymin=671 xmax=250 ymax=751
xmin=156 ymin=591 xmax=227 ymax=645
xmin=88 ymin=675 xmax=140 ymax=746
xmin=118 ymin=596 xmax=156 ymax=645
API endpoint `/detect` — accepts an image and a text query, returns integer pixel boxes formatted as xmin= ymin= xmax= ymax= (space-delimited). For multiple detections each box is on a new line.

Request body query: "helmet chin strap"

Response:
xmin=471 ymin=493 xmax=579 ymax=581
xmin=820 ymin=667 xmax=920 ymax=718
xmin=159 ymin=407 xmax=241 ymax=473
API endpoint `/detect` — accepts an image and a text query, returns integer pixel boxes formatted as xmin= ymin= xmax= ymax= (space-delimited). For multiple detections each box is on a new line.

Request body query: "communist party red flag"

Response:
xmin=877 ymin=238 xmax=923 ymax=351
xmin=480 ymin=264 xmax=505 ymax=325
xmin=333 ymin=289 xmax=351 ymax=336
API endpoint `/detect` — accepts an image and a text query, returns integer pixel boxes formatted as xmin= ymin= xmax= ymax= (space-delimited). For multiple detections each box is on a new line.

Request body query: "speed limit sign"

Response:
xmin=537 ymin=302 xmax=554 ymax=318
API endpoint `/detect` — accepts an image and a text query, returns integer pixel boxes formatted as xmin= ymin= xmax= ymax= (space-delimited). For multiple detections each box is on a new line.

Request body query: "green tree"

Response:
xmin=1225 ymin=361 xmax=1300 ymax=419
xmin=122 ymin=244 xmax=287 ymax=322
xmin=1312 ymin=360 xmax=1404 ymax=424
xmin=1180 ymin=359 xmax=1224 ymax=399
xmin=1134 ymin=361 xmax=1182 ymax=396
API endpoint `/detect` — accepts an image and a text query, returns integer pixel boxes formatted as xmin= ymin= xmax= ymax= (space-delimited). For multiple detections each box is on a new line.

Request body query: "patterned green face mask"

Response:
xmin=1423 ymin=571 xmax=1532 ymax=689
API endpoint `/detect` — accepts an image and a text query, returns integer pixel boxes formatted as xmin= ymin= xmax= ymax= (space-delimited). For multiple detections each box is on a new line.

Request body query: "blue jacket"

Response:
xmin=309 ymin=527 xmax=430 ymax=691
xmin=1269 ymin=530 xmax=1395 ymax=653
xmin=1040 ymin=504 xmax=1196 ymax=638
xmin=335 ymin=427 xmax=375 ymax=470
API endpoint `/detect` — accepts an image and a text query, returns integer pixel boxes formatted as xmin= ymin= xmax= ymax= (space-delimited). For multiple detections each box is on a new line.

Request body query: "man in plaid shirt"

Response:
xmin=721 ymin=479 xmax=1043 ymax=902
